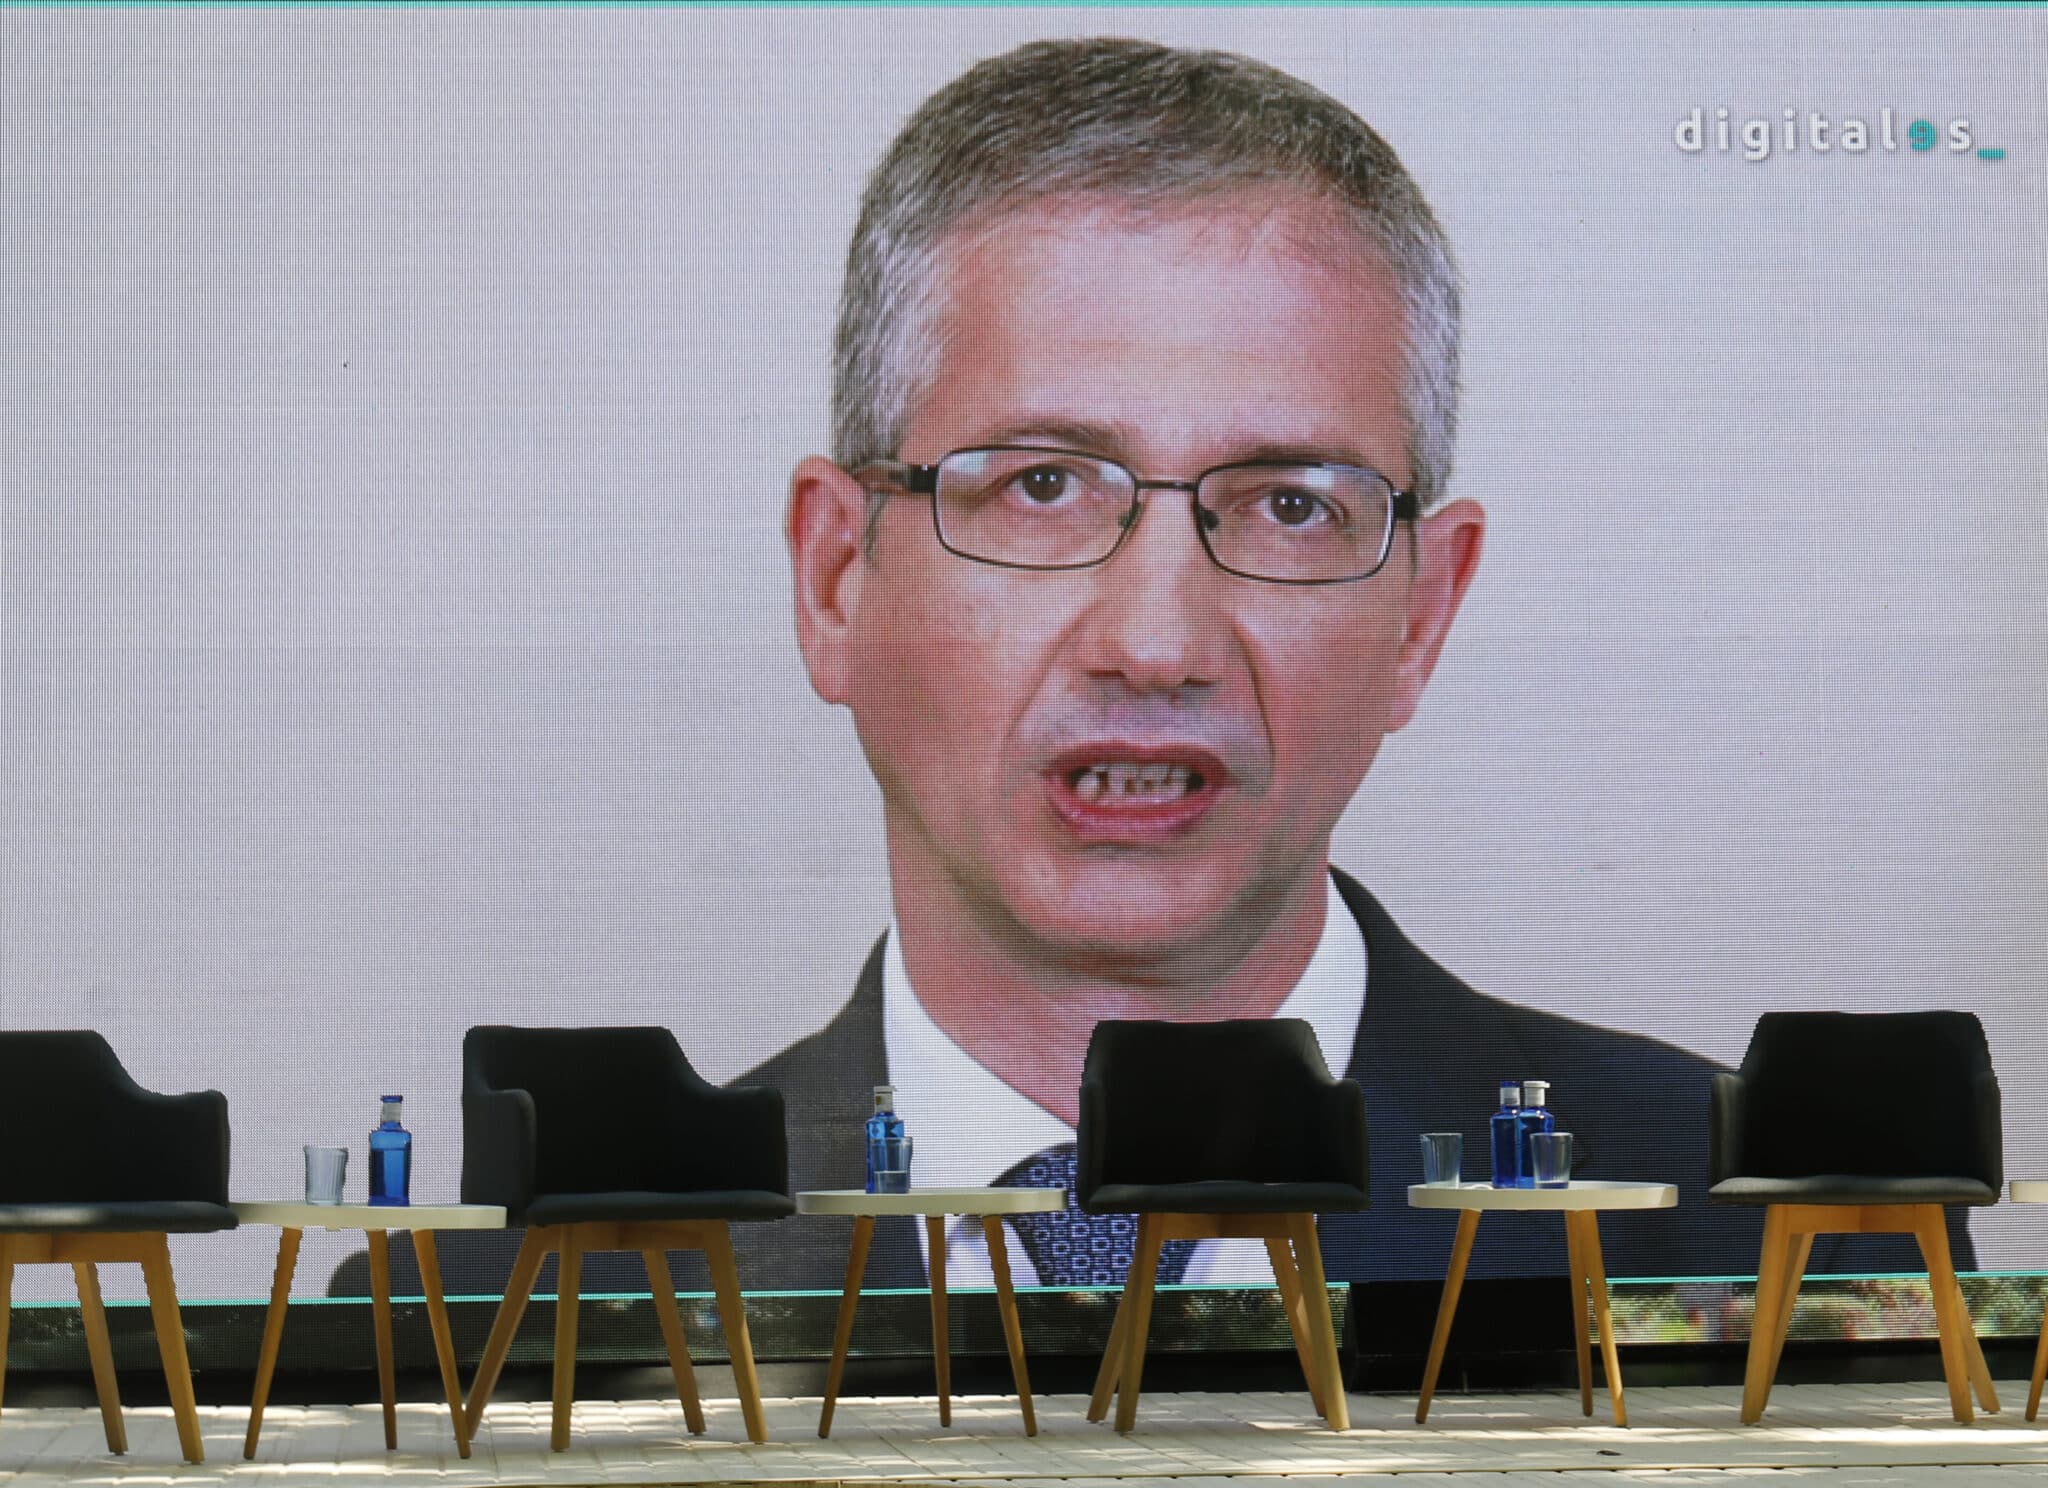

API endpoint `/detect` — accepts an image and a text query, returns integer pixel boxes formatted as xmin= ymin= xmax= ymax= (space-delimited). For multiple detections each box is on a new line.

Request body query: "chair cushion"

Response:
xmin=1082 ymin=1180 xmax=1369 ymax=1215
xmin=524 ymin=1189 xmax=795 ymax=1226
xmin=1707 ymin=1176 xmax=1999 ymax=1207
xmin=0 ymin=1201 xmax=240 ymax=1234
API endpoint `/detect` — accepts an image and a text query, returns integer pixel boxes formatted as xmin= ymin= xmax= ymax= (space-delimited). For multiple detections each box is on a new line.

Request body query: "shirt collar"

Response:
xmin=881 ymin=871 xmax=1367 ymax=1190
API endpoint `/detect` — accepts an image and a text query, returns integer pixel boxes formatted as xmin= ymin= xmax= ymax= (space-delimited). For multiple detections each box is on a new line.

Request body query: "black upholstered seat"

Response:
xmin=458 ymin=1025 xmax=791 ymax=1448
xmin=0 ymin=1031 xmax=235 ymax=1464
xmin=1709 ymin=1010 xmax=2002 ymax=1424
xmin=1076 ymin=1017 xmax=1365 ymax=1432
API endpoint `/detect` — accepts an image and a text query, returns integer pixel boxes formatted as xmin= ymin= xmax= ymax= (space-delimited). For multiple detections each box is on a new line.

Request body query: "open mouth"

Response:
xmin=1068 ymin=761 xmax=1205 ymax=805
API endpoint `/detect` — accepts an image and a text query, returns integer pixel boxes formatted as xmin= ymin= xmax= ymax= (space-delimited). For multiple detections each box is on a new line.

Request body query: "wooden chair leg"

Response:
xmin=0 ymin=1236 xmax=13 ymax=1417
xmin=73 ymin=1261 xmax=127 ymax=1454
xmin=139 ymin=1234 xmax=206 ymax=1464
xmin=925 ymin=1215 xmax=952 ymax=1428
xmin=463 ymin=1227 xmax=551 ymax=1440
xmin=1288 ymin=1214 xmax=1348 ymax=1431
xmin=1562 ymin=1211 xmax=1593 ymax=1417
xmin=1087 ymin=1276 xmax=1133 ymax=1423
xmin=412 ymin=1231 xmax=472 ymax=1458
xmin=704 ymin=1222 xmax=769 ymax=1444
xmin=550 ymin=1229 xmax=584 ymax=1451
xmin=2027 ymin=1284 xmax=2048 ymax=1421
xmin=1264 ymin=1234 xmax=1326 ymax=1419
xmin=1740 ymin=1205 xmax=1791 ymax=1425
xmin=982 ymin=1216 xmax=1038 ymax=1436
xmin=1416 ymin=1209 xmax=1480 ymax=1425
xmin=1761 ymin=1231 xmax=1813 ymax=1393
xmin=643 ymin=1247 xmax=707 ymax=1436
xmin=1113 ymin=1214 xmax=1165 ymax=1433
xmin=367 ymin=1230 xmax=399 ymax=1450
xmin=242 ymin=1226 xmax=301 ymax=1458
xmin=1955 ymin=1272 xmax=1999 ymax=1414
xmin=1913 ymin=1207 xmax=1975 ymax=1423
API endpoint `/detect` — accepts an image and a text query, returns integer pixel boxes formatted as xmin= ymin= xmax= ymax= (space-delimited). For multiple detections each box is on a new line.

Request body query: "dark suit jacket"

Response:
xmin=333 ymin=870 xmax=1966 ymax=1297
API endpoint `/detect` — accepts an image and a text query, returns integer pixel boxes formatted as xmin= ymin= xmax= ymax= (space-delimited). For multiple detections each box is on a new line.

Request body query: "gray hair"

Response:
xmin=832 ymin=37 xmax=1462 ymax=510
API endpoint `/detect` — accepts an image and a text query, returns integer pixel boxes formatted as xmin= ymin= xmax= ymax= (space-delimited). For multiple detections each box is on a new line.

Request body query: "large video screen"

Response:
xmin=3 ymin=7 xmax=2041 ymax=1309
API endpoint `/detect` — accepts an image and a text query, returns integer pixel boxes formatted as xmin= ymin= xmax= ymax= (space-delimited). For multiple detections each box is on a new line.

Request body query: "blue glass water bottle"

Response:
xmin=1489 ymin=1081 xmax=1522 ymax=1188
xmin=368 ymin=1095 xmax=412 ymax=1206
xmin=1515 ymin=1079 xmax=1556 ymax=1190
xmin=864 ymin=1085 xmax=910 ymax=1195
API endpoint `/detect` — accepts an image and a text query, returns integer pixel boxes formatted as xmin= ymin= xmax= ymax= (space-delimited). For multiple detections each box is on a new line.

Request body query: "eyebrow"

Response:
xmin=959 ymin=420 xmax=1389 ymax=479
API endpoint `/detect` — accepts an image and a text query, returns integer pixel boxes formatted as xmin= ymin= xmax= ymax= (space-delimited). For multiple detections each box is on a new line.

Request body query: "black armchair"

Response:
xmin=1075 ymin=1018 xmax=1367 ymax=1432
xmin=457 ymin=1025 xmax=792 ymax=1448
xmin=1709 ymin=1009 xmax=2002 ymax=1424
xmin=0 ymin=1031 xmax=235 ymax=1464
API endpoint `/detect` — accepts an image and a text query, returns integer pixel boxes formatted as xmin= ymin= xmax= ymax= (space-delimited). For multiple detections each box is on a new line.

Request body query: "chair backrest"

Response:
xmin=1734 ymin=1010 xmax=2000 ymax=1183
xmin=464 ymin=1025 xmax=721 ymax=1194
xmin=0 ymin=1030 xmax=218 ymax=1202
xmin=1080 ymin=1018 xmax=1352 ymax=1186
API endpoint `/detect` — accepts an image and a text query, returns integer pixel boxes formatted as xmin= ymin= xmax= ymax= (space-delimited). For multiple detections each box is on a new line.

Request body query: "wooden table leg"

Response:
xmin=1562 ymin=1211 xmax=1593 ymax=1417
xmin=139 ymin=1235 xmax=206 ymax=1464
xmin=73 ymin=1261 xmax=128 ymax=1454
xmin=926 ymin=1215 xmax=952 ymax=1427
xmin=982 ymin=1215 xmax=1037 ymax=1435
xmin=818 ymin=1216 xmax=874 ymax=1439
xmin=2027 ymin=1287 xmax=2048 ymax=1421
xmin=242 ymin=1226 xmax=302 ymax=1458
xmin=1416 ymin=1209 xmax=1480 ymax=1424
xmin=1572 ymin=1212 xmax=1628 ymax=1428
xmin=367 ymin=1230 xmax=399 ymax=1450
xmin=413 ymin=1231 xmax=471 ymax=1458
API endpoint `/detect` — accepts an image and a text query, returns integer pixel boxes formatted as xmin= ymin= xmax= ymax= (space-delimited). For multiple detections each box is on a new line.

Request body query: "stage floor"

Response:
xmin=1 ymin=1383 xmax=2045 ymax=1486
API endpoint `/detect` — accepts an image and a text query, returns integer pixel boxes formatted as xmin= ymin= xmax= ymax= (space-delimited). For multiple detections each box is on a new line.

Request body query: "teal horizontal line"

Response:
xmin=1611 ymin=1270 xmax=2019 ymax=1287
xmin=1978 ymin=148 xmax=2008 ymax=160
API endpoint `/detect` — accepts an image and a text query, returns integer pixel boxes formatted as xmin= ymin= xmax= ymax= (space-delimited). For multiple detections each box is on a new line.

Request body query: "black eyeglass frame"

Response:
xmin=855 ymin=446 xmax=1422 ymax=586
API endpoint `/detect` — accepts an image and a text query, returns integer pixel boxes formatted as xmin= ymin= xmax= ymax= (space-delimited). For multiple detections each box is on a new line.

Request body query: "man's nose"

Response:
xmin=1071 ymin=487 xmax=1229 ymax=693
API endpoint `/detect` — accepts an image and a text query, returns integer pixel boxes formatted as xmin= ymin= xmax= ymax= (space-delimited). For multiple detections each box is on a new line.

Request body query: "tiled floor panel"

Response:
xmin=1 ymin=1383 xmax=2045 ymax=1485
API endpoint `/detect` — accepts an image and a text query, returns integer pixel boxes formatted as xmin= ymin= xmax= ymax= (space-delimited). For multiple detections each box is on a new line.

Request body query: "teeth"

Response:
xmin=1069 ymin=762 xmax=1199 ymax=804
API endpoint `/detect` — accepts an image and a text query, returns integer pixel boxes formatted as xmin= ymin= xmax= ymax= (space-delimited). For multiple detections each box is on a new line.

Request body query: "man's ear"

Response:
xmin=1386 ymin=497 xmax=1485 ymax=733
xmin=786 ymin=455 xmax=871 ymax=705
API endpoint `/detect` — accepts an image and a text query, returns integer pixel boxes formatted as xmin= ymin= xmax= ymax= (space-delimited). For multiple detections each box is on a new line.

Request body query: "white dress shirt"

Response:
xmin=882 ymin=872 xmax=1366 ymax=1288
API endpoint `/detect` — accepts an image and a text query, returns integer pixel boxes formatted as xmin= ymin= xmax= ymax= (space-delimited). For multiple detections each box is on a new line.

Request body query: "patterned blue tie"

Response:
xmin=997 ymin=1141 xmax=1194 ymax=1287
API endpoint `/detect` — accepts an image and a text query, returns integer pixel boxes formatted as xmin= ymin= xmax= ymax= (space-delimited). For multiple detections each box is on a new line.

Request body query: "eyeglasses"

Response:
xmin=856 ymin=446 xmax=1419 ymax=585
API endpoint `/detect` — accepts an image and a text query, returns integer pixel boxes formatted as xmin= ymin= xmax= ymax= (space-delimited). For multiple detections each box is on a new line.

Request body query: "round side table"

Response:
xmin=796 ymin=1187 xmax=1064 ymax=1436
xmin=1407 ymin=1180 xmax=1677 ymax=1427
xmin=229 ymin=1200 xmax=505 ymax=1458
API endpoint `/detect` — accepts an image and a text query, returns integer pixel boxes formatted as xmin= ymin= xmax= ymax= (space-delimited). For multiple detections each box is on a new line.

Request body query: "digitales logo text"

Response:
xmin=1676 ymin=107 xmax=2005 ymax=163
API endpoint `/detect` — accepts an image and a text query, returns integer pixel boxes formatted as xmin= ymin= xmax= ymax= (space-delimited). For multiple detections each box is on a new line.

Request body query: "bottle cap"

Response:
xmin=1522 ymin=1080 xmax=1549 ymax=1106
xmin=1498 ymin=1081 xmax=1521 ymax=1103
xmin=381 ymin=1095 xmax=403 ymax=1104
xmin=872 ymin=1085 xmax=895 ymax=1109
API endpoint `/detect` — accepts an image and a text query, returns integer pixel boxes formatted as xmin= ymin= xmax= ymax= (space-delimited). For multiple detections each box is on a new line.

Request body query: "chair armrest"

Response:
xmin=677 ymin=1083 xmax=788 ymax=1194
xmin=126 ymin=1087 xmax=232 ymax=1202
xmin=1074 ymin=1078 xmax=1106 ymax=1206
xmin=1709 ymin=1072 xmax=1745 ymax=1184
xmin=1972 ymin=1069 xmax=2003 ymax=1190
xmin=462 ymin=1087 xmax=536 ymax=1213
xmin=1319 ymin=1077 xmax=1369 ymax=1193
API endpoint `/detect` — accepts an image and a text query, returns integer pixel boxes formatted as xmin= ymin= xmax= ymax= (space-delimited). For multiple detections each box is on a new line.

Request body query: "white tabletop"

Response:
xmin=797 ymin=1188 xmax=1067 ymax=1217
xmin=2010 ymin=1180 xmax=2048 ymax=1204
xmin=230 ymin=1200 xmax=507 ymax=1231
xmin=1407 ymin=1181 xmax=1678 ymax=1212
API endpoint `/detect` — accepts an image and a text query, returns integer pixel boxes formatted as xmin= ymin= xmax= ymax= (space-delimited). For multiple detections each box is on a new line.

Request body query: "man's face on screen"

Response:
xmin=794 ymin=194 xmax=1480 ymax=972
